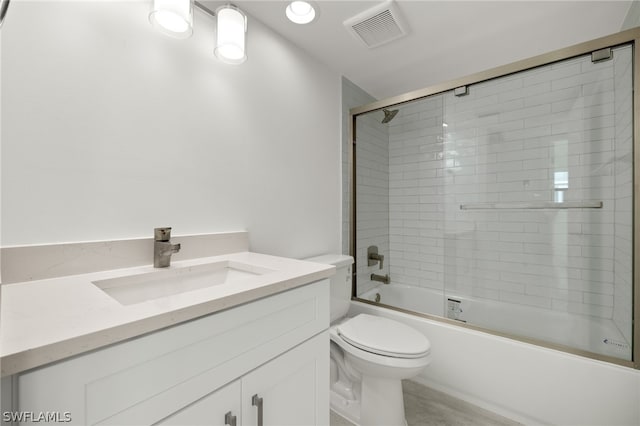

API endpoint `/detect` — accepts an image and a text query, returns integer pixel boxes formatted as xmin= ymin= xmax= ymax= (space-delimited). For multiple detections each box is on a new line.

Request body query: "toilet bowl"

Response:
xmin=330 ymin=314 xmax=431 ymax=426
xmin=305 ymin=255 xmax=431 ymax=426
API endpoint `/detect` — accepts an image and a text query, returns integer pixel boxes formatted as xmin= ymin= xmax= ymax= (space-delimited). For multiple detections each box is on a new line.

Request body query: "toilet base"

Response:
xmin=330 ymin=389 xmax=361 ymax=425
xmin=360 ymin=376 xmax=407 ymax=426
xmin=329 ymin=379 xmax=408 ymax=426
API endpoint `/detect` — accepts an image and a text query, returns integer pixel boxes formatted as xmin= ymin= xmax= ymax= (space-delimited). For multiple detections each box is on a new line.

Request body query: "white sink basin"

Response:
xmin=93 ymin=261 xmax=274 ymax=306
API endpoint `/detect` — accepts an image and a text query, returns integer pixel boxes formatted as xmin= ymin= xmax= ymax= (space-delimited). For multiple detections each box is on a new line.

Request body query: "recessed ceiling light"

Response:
xmin=286 ymin=1 xmax=316 ymax=25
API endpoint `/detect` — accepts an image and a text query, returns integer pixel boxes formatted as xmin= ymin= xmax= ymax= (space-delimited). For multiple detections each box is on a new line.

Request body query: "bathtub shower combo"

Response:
xmin=350 ymin=28 xmax=639 ymax=368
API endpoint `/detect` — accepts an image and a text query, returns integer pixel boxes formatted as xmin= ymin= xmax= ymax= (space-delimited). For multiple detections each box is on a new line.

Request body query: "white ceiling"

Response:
xmin=208 ymin=1 xmax=633 ymax=100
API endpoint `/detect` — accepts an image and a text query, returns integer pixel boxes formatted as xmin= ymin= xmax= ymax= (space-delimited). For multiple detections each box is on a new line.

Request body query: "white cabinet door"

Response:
xmin=156 ymin=331 xmax=328 ymax=426
xmin=156 ymin=380 xmax=241 ymax=426
xmin=241 ymin=332 xmax=329 ymax=426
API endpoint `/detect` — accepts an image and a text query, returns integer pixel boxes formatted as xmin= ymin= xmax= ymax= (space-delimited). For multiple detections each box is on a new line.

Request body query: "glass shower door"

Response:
xmin=441 ymin=45 xmax=633 ymax=361
xmin=352 ymin=41 xmax=634 ymax=364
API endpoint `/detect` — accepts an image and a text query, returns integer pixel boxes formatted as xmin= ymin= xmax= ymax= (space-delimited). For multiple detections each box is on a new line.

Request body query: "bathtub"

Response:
xmin=351 ymin=284 xmax=640 ymax=426
xmin=359 ymin=284 xmax=631 ymax=360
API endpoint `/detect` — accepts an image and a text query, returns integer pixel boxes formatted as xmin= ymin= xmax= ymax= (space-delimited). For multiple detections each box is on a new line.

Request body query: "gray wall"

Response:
xmin=621 ymin=0 xmax=640 ymax=30
xmin=341 ymin=77 xmax=375 ymax=257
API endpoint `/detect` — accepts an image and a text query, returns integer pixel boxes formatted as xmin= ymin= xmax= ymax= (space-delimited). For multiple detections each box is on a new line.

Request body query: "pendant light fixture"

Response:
xmin=149 ymin=0 xmax=193 ymax=39
xmin=149 ymin=1 xmax=248 ymax=65
xmin=214 ymin=5 xmax=247 ymax=65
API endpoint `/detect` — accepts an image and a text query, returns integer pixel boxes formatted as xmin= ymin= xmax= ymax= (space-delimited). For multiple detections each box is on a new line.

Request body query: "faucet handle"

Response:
xmin=367 ymin=245 xmax=385 ymax=269
xmin=154 ymin=227 xmax=172 ymax=242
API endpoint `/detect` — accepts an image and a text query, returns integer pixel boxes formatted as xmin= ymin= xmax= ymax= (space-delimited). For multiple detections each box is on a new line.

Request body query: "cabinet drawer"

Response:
xmin=18 ymin=280 xmax=329 ymax=425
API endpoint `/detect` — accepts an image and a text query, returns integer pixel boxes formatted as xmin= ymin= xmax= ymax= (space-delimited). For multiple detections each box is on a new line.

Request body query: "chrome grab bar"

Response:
xmin=460 ymin=201 xmax=603 ymax=210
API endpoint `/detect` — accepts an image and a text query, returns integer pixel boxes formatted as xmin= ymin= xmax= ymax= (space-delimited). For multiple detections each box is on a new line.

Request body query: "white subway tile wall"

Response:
xmin=355 ymin=111 xmax=391 ymax=295
xmin=354 ymin=45 xmax=632 ymax=336
xmin=388 ymin=95 xmax=446 ymax=293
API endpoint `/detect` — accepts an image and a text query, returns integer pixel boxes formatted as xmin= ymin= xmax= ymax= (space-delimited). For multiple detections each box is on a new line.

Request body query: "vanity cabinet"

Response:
xmin=159 ymin=332 xmax=326 ymax=426
xmin=15 ymin=280 xmax=329 ymax=426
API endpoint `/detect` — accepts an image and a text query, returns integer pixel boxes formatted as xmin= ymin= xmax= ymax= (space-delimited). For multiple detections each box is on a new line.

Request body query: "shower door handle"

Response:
xmin=252 ymin=394 xmax=263 ymax=426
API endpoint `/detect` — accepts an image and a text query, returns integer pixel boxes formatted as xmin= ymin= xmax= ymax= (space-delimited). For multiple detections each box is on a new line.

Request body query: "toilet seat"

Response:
xmin=336 ymin=314 xmax=431 ymax=359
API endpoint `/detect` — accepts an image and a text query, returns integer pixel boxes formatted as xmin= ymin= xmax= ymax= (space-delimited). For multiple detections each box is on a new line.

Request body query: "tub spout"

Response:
xmin=371 ymin=273 xmax=390 ymax=284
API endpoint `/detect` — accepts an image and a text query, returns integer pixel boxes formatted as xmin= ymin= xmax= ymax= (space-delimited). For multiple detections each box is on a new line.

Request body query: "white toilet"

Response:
xmin=306 ymin=254 xmax=431 ymax=426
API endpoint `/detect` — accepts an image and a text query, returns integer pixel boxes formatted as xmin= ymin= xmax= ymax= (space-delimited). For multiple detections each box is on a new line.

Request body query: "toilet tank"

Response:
xmin=304 ymin=254 xmax=354 ymax=322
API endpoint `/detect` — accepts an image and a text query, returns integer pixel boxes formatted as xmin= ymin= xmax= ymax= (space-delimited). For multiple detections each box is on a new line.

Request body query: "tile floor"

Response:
xmin=330 ymin=380 xmax=522 ymax=426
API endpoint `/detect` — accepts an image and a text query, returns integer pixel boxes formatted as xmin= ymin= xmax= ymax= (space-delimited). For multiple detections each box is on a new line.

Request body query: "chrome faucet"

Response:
xmin=154 ymin=227 xmax=181 ymax=268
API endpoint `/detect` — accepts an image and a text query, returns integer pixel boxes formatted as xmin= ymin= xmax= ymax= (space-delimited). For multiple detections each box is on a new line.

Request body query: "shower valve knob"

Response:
xmin=367 ymin=245 xmax=384 ymax=269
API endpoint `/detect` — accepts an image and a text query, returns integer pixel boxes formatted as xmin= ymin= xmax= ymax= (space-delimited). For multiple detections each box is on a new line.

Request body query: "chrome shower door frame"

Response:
xmin=349 ymin=27 xmax=640 ymax=370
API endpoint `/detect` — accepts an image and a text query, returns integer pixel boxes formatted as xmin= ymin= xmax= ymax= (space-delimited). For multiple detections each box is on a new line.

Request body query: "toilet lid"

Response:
xmin=337 ymin=314 xmax=431 ymax=359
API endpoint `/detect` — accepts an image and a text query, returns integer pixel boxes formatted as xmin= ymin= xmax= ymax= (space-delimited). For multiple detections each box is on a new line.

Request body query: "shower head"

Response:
xmin=382 ymin=108 xmax=398 ymax=124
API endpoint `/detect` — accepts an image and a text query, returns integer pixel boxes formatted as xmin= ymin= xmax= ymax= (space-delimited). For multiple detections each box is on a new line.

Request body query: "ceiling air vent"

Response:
xmin=344 ymin=0 xmax=409 ymax=49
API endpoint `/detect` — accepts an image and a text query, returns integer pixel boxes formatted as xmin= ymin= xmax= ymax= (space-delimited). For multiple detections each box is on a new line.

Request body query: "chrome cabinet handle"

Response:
xmin=224 ymin=411 xmax=237 ymax=426
xmin=251 ymin=394 xmax=263 ymax=426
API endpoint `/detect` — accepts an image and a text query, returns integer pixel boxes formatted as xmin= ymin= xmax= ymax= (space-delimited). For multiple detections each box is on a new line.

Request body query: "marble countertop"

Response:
xmin=0 ymin=252 xmax=334 ymax=376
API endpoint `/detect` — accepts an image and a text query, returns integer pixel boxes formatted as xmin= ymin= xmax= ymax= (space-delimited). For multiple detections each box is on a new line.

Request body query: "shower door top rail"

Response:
xmin=350 ymin=26 xmax=640 ymax=117
xmin=460 ymin=201 xmax=603 ymax=210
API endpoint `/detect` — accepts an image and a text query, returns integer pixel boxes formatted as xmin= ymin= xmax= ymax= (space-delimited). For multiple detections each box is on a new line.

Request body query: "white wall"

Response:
xmin=1 ymin=1 xmax=341 ymax=259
